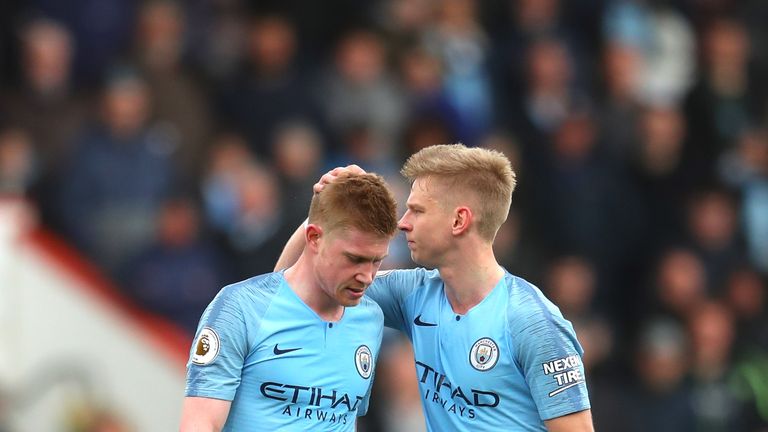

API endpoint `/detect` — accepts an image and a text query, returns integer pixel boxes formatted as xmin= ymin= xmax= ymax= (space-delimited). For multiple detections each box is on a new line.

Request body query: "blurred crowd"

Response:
xmin=1 ymin=0 xmax=768 ymax=431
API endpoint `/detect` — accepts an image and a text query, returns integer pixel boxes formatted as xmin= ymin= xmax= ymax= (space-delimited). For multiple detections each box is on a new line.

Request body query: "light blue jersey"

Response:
xmin=185 ymin=272 xmax=383 ymax=431
xmin=368 ymin=268 xmax=591 ymax=431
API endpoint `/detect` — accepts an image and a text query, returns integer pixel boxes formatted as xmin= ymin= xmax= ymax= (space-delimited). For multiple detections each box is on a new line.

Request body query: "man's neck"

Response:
xmin=284 ymin=256 xmax=344 ymax=321
xmin=438 ymin=243 xmax=505 ymax=315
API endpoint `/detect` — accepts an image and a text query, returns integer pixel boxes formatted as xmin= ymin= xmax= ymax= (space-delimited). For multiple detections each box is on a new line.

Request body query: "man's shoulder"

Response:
xmin=370 ymin=267 xmax=442 ymax=304
xmin=224 ymin=272 xmax=283 ymax=294
xmin=357 ymin=295 xmax=384 ymax=316
xmin=375 ymin=267 xmax=440 ymax=286
xmin=211 ymin=272 xmax=284 ymax=314
xmin=349 ymin=297 xmax=385 ymax=332
xmin=502 ymin=272 xmax=552 ymax=308
xmin=500 ymin=273 xmax=582 ymax=357
xmin=501 ymin=272 xmax=565 ymax=328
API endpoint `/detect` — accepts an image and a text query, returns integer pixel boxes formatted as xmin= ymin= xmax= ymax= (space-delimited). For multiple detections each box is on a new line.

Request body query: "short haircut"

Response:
xmin=401 ymin=143 xmax=517 ymax=241
xmin=308 ymin=172 xmax=398 ymax=238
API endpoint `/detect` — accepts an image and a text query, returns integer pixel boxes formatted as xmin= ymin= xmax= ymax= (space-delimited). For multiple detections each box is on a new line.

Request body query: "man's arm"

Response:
xmin=544 ymin=409 xmax=594 ymax=432
xmin=179 ymin=396 xmax=231 ymax=432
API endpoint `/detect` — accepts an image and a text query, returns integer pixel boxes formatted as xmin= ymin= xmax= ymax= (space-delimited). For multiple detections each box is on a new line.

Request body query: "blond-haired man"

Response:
xmin=277 ymin=144 xmax=594 ymax=431
xmin=181 ymin=173 xmax=398 ymax=431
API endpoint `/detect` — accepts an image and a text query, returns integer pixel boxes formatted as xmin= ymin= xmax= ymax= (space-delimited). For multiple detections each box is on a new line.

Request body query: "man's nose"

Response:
xmin=356 ymin=269 xmax=374 ymax=285
xmin=398 ymin=215 xmax=411 ymax=232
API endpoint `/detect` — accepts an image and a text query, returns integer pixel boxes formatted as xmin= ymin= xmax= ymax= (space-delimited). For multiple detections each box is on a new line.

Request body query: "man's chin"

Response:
xmin=342 ymin=289 xmax=365 ymax=306
xmin=410 ymin=252 xmax=431 ymax=268
xmin=342 ymin=297 xmax=363 ymax=307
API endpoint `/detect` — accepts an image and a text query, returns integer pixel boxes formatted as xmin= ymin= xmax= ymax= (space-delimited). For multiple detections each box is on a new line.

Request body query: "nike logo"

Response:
xmin=273 ymin=344 xmax=302 ymax=355
xmin=413 ymin=314 xmax=437 ymax=327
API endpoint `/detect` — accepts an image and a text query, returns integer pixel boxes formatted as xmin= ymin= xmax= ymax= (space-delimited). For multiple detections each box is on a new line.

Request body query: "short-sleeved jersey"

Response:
xmin=367 ymin=268 xmax=590 ymax=431
xmin=185 ymin=271 xmax=384 ymax=431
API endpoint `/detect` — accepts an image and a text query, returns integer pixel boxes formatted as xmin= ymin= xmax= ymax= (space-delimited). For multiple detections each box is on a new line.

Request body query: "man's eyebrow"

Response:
xmin=344 ymin=252 xmax=389 ymax=262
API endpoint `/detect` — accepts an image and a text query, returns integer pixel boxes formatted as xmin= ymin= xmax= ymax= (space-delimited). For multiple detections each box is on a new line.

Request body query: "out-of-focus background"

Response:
xmin=0 ymin=0 xmax=767 ymax=431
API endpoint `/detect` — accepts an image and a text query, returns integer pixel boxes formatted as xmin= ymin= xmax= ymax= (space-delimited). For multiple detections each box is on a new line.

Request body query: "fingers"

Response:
xmin=313 ymin=165 xmax=367 ymax=194
xmin=343 ymin=164 xmax=365 ymax=175
xmin=313 ymin=173 xmax=335 ymax=193
xmin=327 ymin=165 xmax=365 ymax=177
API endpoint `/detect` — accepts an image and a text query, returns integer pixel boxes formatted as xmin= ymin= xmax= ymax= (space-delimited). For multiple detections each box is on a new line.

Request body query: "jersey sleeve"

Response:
xmin=508 ymin=282 xmax=591 ymax=421
xmin=185 ymin=285 xmax=252 ymax=401
xmin=367 ymin=269 xmax=423 ymax=336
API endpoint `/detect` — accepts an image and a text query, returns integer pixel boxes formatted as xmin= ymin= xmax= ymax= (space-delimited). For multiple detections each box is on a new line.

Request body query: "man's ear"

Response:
xmin=305 ymin=224 xmax=323 ymax=252
xmin=452 ymin=207 xmax=472 ymax=236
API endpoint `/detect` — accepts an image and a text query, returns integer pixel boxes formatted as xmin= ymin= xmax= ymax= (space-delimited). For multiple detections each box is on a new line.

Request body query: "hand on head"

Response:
xmin=313 ymin=164 xmax=366 ymax=194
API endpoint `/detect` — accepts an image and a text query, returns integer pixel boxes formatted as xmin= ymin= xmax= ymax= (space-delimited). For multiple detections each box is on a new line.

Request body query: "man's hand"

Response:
xmin=313 ymin=164 xmax=366 ymax=194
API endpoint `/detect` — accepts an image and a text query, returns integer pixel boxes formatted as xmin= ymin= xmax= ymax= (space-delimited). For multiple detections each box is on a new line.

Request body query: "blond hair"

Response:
xmin=308 ymin=172 xmax=398 ymax=238
xmin=401 ymin=143 xmax=517 ymax=241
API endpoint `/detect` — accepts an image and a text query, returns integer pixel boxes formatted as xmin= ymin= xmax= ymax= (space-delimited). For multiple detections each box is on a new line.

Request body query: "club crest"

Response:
xmin=469 ymin=337 xmax=499 ymax=371
xmin=355 ymin=345 xmax=373 ymax=379
xmin=191 ymin=327 xmax=220 ymax=365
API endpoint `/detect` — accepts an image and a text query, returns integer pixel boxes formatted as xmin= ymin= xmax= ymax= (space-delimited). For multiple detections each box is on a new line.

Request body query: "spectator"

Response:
xmin=201 ymin=138 xmax=288 ymax=279
xmin=629 ymin=105 xmax=693 ymax=253
xmin=32 ymin=0 xmax=138 ymax=85
xmin=648 ymin=247 xmax=708 ymax=325
xmin=216 ymin=14 xmax=322 ymax=158
xmin=123 ymin=196 xmax=228 ymax=335
xmin=603 ymin=0 xmax=696 ymax=106
xmin=0 ymin=18 xmax=91 ymax=224
xmin=0 ymin=128 xmax=36 ymax=195
xmin=421 ymin=0 xmax=495 ymax=145
xmin=317 ymin=29 xmax=405 ymax=156
xmin=722 ymin=265 xmax=768 ymax=351
xmin=687 ymin=301 xmax=746 ymax=431
xmin=396 ymin=45 xmax=461 ymax=146
xmin=515 ymin=36 xmax=588 ymax=143
xmin=133 ymin=0 xmax=213 ymax=180
xmin=719 ymin=128 xmax=768 ymax=274
xmin=597 ymin=42 xmax=644 ymax=167
xmin=683 ymin=186 xmax=746 ymax=290
xmin=54 ymin=67 xmax=177 ymax=276
xmin=627 ymin=318 xmax=696 ymax=432
xmin=685 ymin=16 xmax=767 ymax=183
xmin=1 ymin=18 xmax=90 ymax=172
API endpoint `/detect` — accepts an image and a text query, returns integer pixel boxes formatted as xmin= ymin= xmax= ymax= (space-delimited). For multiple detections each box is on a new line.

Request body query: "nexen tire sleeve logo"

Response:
xmin=542 ymin=355 xmax=585 ymax=397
